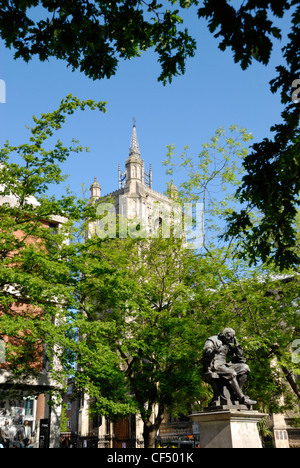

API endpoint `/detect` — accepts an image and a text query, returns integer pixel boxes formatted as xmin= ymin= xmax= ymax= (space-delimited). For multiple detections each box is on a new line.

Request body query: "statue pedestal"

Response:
xmin=190 ymin=410 xmax=266 ymax=448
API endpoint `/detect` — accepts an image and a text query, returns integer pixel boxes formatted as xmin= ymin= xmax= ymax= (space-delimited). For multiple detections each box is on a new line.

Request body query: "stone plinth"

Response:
xmin=190 ymin=410 xmax=266 ymax=448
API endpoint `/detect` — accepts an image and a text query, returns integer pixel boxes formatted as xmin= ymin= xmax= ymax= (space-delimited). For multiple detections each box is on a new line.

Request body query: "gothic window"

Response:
xmin=105 ymin=418 xmax=111 ymax=435
xmin=155 ymin=217 xmax=163 ymax=229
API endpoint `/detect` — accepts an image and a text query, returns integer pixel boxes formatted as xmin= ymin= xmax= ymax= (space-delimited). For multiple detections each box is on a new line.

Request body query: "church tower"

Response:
xmin=88 ymin=122 xmax=181 ymax=240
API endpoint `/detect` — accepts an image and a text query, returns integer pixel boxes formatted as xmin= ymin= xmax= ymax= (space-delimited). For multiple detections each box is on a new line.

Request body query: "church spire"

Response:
xmin=129 ymin=119 xmax=141 ymax=158
xmin=118 ymin=120 xmax=153 ymax=189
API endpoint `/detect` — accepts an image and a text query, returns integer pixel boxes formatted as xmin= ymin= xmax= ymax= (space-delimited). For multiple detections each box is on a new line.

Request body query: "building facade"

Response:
xmin=0 ymin=173 xmax=64 ymax=448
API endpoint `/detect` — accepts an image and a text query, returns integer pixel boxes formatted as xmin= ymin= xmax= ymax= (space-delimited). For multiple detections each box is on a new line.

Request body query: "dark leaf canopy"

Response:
xmin=0 ymin=0 xmax=198 ymax=84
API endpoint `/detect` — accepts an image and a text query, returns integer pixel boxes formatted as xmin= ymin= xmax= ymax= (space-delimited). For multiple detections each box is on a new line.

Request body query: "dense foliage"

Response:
xmin=0 ymin=100 xmax=299 ymax=447
xmin=0 ymin=1 xmax=299 ymax=268
xmin=0 ymin=0 xmax=198 ymax=85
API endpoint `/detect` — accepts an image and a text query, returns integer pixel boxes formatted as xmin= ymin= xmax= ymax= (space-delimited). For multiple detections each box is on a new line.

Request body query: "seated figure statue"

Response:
xmin=202 ymin=328 xmax=257 ymax=408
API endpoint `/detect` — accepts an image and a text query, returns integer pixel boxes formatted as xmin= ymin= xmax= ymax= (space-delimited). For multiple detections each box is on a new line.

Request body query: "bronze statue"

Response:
xmin=202 ymin=328 xmax=257 ymax=408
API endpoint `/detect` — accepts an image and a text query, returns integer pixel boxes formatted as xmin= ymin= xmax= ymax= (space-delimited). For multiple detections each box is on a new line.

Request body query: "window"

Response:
xmin=105 ymin=418 xmax=111 ymax=436
xmin=93 ymin=414 xmax=102 ymax=429
xmin=25 ymin=399 xmax=34 ymax=416
xmin=49 ymin=222 xmax=58 ymax=231
xmin=0 ymin=340 xmax=6 ymax=364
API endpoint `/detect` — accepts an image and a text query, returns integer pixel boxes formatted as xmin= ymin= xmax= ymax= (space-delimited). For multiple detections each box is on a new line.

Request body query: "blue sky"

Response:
xmin=0 ymin=5 xmax=290 ymax=202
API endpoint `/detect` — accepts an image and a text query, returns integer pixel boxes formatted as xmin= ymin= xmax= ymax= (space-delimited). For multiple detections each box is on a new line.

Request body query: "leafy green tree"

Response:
xmin=73 ymin=233 xmax=210 ymax=448
xmin=164 ymin=125 xmax=300 ymax=412
xmin=73 ymin=125 xmax=299 ymax=448
xmin=1 ymin=1 xmax=298 ymax=267
xmin=0 ymin=0 xmax=198 ymax=85
xmin=0 ymin=94 xmax=106 ymax=387
xmin=197 ymin=0 xmax=300 ymax=269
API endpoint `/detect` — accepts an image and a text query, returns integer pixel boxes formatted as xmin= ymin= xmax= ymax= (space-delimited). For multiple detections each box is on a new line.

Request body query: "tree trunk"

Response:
xmin=143 ymin=423 xmax=157 ymax=449
xmin=281 ymin=366 xmax=300 ymax=399
xmin=143 ymin=404 xmax=165 ymax=448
